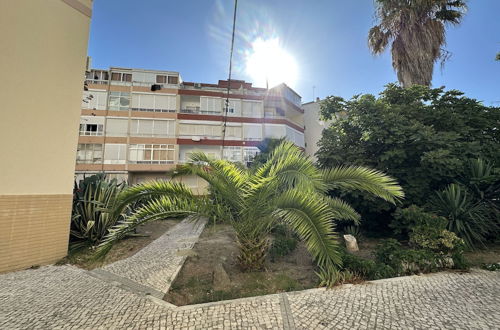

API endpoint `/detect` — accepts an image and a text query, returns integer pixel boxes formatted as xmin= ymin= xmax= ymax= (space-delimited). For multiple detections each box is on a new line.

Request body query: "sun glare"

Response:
xmin=245 ymin=38 xmax=298 ymax=88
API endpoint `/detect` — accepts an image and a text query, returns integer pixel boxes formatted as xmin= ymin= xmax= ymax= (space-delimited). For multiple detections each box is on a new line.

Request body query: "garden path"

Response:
xmin=96 ymin=216 xmax=207 ymax=296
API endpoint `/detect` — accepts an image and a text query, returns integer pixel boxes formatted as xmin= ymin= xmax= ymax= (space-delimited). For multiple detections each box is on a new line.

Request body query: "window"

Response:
xmin=178 ymin=124 xmax=221 ymax=137
xmin=76 ymin=144 xmax=102 ymax=164
xmin=79 ymin=123 xmax=103 ymax=136
xmin=242 ymin=101 xmax=262 ymax=118
xmin=105 ymin=118 xmax=128 ymax=136
xmin=200 ymin=97 xmax=222 ymax=114
xmin=168 ymin=76 xmax=178 ymax=84
xmin=82 ymin=90 xmax=107 ymax=110
xmin=111 ymin=72 xmax=132 ymax=82
xmin=130 ymin=119 xmax=174 ymax=137
xmin=243 ymin=124 xmax=262 ymax=141
xmin=104 ymin=144 xmax=127 ymax=164
xmin=156 ymin=75 xmax=167 ymax=83
xmin=108 ymin=92 xmax=130 ymax=110
xmin=225 ymin=126 xmax=242 ymax=139
xmin=223 ymin=146 xmax=242 ymax=162
xmin=243 ymin=147 xmax=260 ymax=163
xmin=128 ymin=144 xmax=175 ymax=164
xmin=131 ymin=93 xmax=176 ymax=112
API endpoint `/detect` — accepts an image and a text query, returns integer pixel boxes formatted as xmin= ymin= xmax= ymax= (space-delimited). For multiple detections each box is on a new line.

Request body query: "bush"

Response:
xmin=374 ymin=238 xmax=467 ymax=275
xmin=269 ymin=224 xmax=298 ymax=261
xmin=391 ymin=205 xmax=448 ymax=239
xmin=341 ymin=253 xmax=396 ymax=280
xmin=409 ymin=225 xmax=463 ymax=254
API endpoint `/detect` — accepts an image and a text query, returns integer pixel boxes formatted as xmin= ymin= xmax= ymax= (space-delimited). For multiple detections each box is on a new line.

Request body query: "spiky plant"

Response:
xmin=98 ymin=142 xmax=403 ymax=284
xmin=368 ymin=0 xmax=467 ymax=87
xmin=71 ymin=174 xmax=126 ymax=250
xmin=430 ymin=183 xmax=496 ymax=249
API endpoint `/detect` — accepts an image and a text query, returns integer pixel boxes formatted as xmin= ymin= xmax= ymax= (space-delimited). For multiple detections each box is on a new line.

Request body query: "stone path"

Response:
xmin=0 ymin=217 xmax=499 ymax=329
xmin=99 ymin=217 xmax=206 ymax=296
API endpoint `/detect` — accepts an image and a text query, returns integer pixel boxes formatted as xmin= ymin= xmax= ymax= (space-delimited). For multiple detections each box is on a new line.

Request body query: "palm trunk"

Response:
xmin=236 ymin=236 xmax=270 ymax=271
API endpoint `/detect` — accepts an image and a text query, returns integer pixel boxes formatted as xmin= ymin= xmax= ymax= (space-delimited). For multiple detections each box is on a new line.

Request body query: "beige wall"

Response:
xmin=0 ymin=0 xmax=91 ymax=195
xmin=0 ymin=0 xmax=92 ymax=273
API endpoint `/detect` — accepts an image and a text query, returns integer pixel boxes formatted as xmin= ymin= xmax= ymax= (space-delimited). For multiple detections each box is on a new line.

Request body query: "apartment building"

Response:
xmin=0 ymin=0 xmax=92 ymax=273
xmin=76 ymin=67 xmax=305 ymax=190
xmin=303 ymin=98 xmax=327 ymax=161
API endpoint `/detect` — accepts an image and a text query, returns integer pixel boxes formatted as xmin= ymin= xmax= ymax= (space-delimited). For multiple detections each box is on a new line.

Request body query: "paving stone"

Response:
xmin=102 ymin=217 xmax=207 ymax=293
xmin=0 ymin=216 xmax=499 ymax=329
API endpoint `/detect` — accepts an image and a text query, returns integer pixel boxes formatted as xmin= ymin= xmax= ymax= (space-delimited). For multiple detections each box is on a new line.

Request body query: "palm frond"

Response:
xmin=255 ymin=141 xmax=325 ymax=192
xmin=111 ymin=180 xmax=194 ymax=220
xmin=273 ymin=190 xmax=342 ymax=270
xmin=323 ymin=196 xmax=361 ymax=225
xmin=322 ymin=166 xmax=404 ymax=204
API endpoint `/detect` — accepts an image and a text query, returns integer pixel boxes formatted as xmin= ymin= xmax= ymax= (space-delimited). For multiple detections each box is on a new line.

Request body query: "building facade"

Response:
xmin=302 ymin=98 xmax=327 ymax=161
xmin=76 ymin=67 xmax=305 ymax=191
xmin=0 ymin=0 xmax=93 ymax=273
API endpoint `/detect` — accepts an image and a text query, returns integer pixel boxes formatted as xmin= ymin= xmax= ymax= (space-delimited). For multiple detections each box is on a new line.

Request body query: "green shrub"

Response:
xmin=391 ymin=205 xmax=448 ymax=239
xmin=341 ymin=253 xmax=396 ymax=280
xmin=269 ymin=225 xmax=298 ymax=261
xmin=409 ymin=225 xmax=463 ymax=254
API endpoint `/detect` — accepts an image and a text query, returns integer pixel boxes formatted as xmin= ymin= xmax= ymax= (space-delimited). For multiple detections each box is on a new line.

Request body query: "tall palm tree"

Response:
xmin=368 ymin=0 xmax=467 ymax=87
xmin=98 ymin=142 xmax=403 ymax=284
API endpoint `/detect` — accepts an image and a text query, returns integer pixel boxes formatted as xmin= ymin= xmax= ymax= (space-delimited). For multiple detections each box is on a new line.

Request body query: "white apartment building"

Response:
xmin=77 ymin=67 xmax=305 ymax=190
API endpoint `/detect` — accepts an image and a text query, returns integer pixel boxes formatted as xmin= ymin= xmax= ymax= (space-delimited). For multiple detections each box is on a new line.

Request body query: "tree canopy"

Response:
xmin=317 ymin=84 xmax=500 ymax=215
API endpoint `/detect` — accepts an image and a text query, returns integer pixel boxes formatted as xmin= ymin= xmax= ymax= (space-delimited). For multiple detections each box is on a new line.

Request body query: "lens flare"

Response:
xmin=245 ymin=38 xmax=298 ymax=88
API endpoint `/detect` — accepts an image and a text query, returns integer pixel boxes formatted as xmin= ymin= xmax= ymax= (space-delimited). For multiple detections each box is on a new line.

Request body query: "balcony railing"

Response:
xmin=180 ymin=108 xmax=222 ymax=115
xmin=85 ymin=79 xmax=108 ymax=85
xmin=131 ymin=107 xmax=176 ymax=113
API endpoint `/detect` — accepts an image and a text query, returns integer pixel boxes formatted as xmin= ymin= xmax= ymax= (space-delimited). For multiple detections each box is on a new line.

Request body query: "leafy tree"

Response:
xmin=98 ymin=142 xmax=403 ymax=285
xmin=317 ymin=84 xmax=500 ymax=231
xmin=369 ymin=0 xmax=467 ymax=87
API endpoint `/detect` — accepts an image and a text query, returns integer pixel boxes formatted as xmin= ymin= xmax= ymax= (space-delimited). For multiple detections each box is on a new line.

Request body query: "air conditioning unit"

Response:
xmin=194 ymin=83 xmax=202 ymax=88
xmin=191 ymin=136 xmax=201 ymax=142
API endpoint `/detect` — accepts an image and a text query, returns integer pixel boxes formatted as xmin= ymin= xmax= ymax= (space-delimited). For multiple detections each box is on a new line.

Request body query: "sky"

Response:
xmin=88 ymin=0 xmax=500 ymax=105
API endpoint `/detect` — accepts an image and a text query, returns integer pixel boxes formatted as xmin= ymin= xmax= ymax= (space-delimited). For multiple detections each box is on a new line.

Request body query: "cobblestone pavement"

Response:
xmin=1 ymin=266 xmax=498 ymax=329
xmin=102 ymin=217 xmax=207 ymax=293
xmin=0 ymin=218 xmax=499 ymax=329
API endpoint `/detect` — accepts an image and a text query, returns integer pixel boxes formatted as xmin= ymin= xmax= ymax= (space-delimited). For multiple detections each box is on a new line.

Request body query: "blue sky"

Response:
xmin=88 ymin=0 xmax=500 ymax=105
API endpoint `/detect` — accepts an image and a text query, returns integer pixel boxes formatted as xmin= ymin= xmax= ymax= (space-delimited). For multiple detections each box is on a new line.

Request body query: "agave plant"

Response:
xmin=98 ymin=142 xmax=403 ymax=283
xmin=71 ymin=174 xmax=126 ymax=250
xmin=430 ymin=183 xmax=497 ymax=249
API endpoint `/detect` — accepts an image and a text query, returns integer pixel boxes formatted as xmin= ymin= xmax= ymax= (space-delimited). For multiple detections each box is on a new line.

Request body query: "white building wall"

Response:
xmin=302 ymin=100 xmax=329 ymax=161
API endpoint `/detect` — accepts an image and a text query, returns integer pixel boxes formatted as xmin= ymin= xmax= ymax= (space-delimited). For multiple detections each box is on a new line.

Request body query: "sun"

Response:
xmin=245 ymin=38 xmax=298 ymax=88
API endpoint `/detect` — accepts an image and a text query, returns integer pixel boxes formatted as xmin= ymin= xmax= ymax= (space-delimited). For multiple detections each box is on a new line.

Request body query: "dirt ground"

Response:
xmin=59 ymin=219 xmax=180 ymax=270
xmin=465 ymin=242 xmax=500 ymax=267
xmin=164 ymin=224 xmax=318 ymax=306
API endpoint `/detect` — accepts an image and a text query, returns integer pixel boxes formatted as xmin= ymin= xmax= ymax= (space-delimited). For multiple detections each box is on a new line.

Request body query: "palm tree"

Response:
xmin=98 ymin=142 xmax=403 ymax=284
xmin=368 ymin=0 xmax=467 ymax=87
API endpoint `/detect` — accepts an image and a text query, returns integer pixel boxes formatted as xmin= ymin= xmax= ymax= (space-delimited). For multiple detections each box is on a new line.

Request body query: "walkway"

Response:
xmin=0 ymin=218 xmax=499 ymax=329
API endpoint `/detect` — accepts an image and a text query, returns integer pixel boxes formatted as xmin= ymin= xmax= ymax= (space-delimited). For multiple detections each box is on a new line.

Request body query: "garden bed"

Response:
xmin=164 ymin=224 xmax=318 ymax=306
xmin=58 ymin=219 xmax=181 ymax=270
